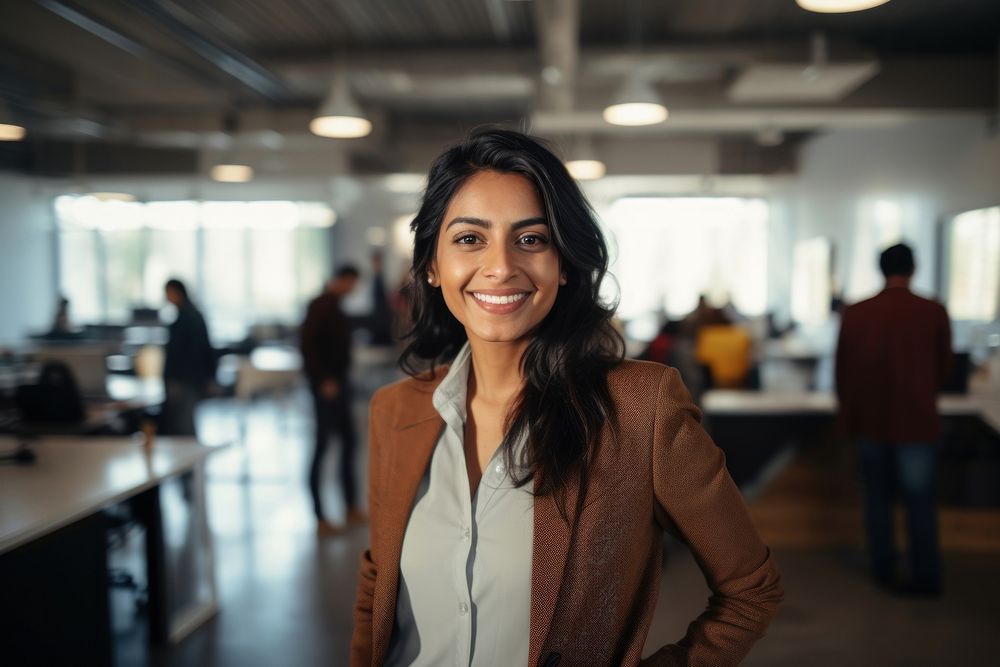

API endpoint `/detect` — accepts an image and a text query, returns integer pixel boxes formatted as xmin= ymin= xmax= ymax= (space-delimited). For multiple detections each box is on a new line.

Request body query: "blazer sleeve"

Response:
xmin=351 ymin=399 xmax=382 ymax=666
xmin=644 ymin=367 xmax=783 ymax=666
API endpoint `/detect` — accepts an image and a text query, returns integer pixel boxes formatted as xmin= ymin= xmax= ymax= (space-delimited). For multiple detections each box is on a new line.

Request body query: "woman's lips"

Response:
xmin=469 ymin=290 xmax=531 ymax=314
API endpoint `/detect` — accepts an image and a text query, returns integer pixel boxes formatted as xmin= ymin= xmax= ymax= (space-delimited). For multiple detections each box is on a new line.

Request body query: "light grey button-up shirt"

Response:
xmin=385 ymin=342 xmax=534 ymax=667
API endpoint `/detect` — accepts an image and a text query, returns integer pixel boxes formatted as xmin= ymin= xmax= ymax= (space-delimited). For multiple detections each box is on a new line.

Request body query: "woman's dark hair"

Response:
xmin=400 ymin=128 xmax=624 ymax=510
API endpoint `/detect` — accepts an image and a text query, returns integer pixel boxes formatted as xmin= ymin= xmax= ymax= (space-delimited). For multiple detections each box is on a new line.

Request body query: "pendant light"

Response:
xmin=795 ymin=0 xmax=891 ymax=13
xmin=603 ymin=76 xmax=668 ymax=127
xmin=210 ymin=111 xmax=254 ymax=183
xmin=0 ymin=98 xmax=26 ymax=141
xmin=310 ymin=69 xmax=372 ymax=139
xmin=565 ymin=136 xmax=607 ymax=180
xmin=210 ymin=164 xmax=254 ymax=183
xmin=603 ymin=0 xmax=667 ymax=127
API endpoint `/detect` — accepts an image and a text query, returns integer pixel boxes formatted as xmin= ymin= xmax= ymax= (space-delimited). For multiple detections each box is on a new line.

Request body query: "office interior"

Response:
xmin=1 ymin=1 xmax=999 ymax=665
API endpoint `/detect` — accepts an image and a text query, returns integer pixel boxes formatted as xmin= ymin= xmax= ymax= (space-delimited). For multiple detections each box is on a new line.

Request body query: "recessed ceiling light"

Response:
xmin=211 ymin=164 xmax=254 ymax=183
xmin=566 ymin=159 xmax=607 ymax=180
xmin=87 ymin=191 xmax=136 ymax=202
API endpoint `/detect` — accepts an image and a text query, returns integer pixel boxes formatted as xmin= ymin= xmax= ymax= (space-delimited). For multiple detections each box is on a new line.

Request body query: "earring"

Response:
xmin=427 ymin=276 xmax=435 ymax=286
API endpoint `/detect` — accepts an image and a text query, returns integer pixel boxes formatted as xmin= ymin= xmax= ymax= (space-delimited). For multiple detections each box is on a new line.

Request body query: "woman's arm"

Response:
xmin=646 ymin=367 xmax=783 ymax=666
xmin=350 ymin=402 xmax=382 ymax=666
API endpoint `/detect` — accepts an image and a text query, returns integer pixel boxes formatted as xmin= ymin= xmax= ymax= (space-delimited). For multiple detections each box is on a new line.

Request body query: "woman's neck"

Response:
xmin=466 ymin=338 xmax=527 ymax=406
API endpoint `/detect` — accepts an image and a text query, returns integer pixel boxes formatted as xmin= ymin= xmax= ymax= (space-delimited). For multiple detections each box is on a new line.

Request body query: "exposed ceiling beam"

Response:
xmin=117 ymin=0 xmax=294 ymax=102
xmin=485 ymin=0 xmax=513 ymax=42
xmin=33 ymin=0 xmax=225 ymax=91
xmin=35 ymin=0 xmax=295 ymax=103
xmin=534 ymin=0 xmax=579 ymax=112
xmin=531 ymin=108 xmax=988 ymax=135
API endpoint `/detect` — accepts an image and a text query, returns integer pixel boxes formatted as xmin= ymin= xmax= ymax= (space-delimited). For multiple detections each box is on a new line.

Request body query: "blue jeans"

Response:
xmin=857 ymin=438 xmax=942 ymax=589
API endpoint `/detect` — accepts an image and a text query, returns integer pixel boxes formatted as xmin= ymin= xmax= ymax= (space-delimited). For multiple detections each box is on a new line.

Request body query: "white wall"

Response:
xmin=0 ymin=172 xmax=56 ymax=345
xmin=786 ymin=117 xmax=1000 ymax=305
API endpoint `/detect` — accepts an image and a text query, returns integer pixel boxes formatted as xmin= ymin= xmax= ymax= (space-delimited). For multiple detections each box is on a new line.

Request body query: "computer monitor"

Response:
xmin=32 ymin=346 xmax=111 ymax=400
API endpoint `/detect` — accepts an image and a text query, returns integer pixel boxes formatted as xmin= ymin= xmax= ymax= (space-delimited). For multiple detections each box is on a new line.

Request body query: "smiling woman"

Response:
xmin=351 ymin=129 xmax=783 ymax=667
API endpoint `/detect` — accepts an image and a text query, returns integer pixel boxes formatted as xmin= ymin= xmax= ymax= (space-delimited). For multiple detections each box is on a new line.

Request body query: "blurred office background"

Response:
xmin=1 ymin=1 xmax=999 ymax=665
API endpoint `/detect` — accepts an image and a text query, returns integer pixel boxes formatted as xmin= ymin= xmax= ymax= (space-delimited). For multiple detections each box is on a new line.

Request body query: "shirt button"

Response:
xmin=495 ymin=463 xmax=505 ymax=476
xmin=459 ymin=602 xmax=469 ymax=615
xmin=462 ymin=527 xmax=471 ymax=540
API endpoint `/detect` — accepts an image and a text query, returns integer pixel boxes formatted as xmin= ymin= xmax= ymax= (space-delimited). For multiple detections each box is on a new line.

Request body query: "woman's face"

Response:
xmin=429 ymin=170 xmax=565 ymax=347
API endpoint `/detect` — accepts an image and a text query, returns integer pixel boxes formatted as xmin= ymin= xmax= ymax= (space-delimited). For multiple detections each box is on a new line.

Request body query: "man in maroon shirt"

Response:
xmin=301 ymin=265 xmax=361 ymax=535
xmin=836 ymin=243 xmax=952 ymax=594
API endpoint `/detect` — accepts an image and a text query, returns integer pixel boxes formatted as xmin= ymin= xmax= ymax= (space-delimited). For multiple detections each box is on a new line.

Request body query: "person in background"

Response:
xmin=679 ymin=294 xmax=731 ymax=340
xmin=44 ymin=295 xmax=82 ymax=340
xmin=301 ymin=265 xmax=363 ymax=535
xmin=836 ymin=243 xmax=953 ymax=595
xmin=368 ymin=251 xmax=395 ymax=347
xmin=51 ymin=296 xmax=71 ymax=334
xmin=161 ymin=278 xmax=214 ymax=436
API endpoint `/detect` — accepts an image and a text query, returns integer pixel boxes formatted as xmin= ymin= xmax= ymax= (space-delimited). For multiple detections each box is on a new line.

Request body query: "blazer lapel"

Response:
xmin=528 ymin=471 xmax=579 ymax=667
xmin=371 ymin=384 xmax=445 ymax=665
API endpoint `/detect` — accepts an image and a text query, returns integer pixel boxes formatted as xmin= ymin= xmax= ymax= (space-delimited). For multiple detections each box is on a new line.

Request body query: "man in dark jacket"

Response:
xmin=836 ymin=243 xmax=953 ymax=594
xmin=301 ymin=265 xmax=361 ymax=535
xmin=162 ymin=279 xmax=214 ymax=436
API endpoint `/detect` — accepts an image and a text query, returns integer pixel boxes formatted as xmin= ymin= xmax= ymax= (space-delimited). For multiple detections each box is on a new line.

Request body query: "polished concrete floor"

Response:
xmin=118 ymin=386 xmax=1000 ymax=667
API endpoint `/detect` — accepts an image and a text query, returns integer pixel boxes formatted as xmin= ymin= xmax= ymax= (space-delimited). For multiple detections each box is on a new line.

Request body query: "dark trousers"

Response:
xmin=857 ymin=438 xmax=942 ymax=590
xmin=309 ymin=382 xmax=358 ymax=521
xmin=160 ymin=380 xmax=199 ymax=436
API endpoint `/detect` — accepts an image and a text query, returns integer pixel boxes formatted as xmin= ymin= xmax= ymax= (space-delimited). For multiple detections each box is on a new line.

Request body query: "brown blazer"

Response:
xmin=352 ymin=360 xmax=782 ymax=666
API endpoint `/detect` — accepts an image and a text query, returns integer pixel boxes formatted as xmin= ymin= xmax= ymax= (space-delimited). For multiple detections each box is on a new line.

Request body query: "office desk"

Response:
xmin=234 ymin=346 xmax=302 ymax=400
xmin=702 ymin=389 xmax=1000 ymax=436
xmin=0 ymin=437 xmax=220 ymax=665
xmin=701 ymin=388 xmax=1000 ymax=490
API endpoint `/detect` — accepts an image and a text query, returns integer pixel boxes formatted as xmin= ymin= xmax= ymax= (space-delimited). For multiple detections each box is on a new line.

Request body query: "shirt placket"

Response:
xmin=444 ymin=406 xmax=474 ymax=667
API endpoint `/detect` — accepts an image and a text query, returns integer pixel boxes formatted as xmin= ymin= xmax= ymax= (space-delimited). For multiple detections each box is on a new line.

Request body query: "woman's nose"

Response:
xmin=482 ymin=241 xmax=517 ymax=280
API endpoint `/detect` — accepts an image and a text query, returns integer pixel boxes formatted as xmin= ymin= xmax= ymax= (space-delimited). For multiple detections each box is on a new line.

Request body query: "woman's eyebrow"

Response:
xmin=445 ymin=216 xmax=547 ymax=230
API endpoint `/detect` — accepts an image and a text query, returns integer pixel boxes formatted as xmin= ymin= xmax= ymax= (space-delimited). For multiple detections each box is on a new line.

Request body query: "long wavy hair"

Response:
xmin=400 ymin=128 xmax=624 ymax=511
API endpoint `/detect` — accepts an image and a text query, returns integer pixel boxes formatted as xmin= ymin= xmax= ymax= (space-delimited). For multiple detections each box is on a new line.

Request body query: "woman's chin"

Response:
xmin=466 ymin=326 xmax=533 ymax=346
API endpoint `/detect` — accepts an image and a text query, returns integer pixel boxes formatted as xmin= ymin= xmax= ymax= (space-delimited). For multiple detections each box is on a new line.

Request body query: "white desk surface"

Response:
xmin=0 ymin=437 xmax=214 ymax=555
xmin=702 ymin=389 xmax=1000 ymax=436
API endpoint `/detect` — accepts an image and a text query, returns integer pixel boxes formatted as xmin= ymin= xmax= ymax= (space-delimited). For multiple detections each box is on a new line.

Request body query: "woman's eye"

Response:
xmin=455 ymin=234 xmax=480 ymax=244
xmin=518 ymin=233 xmax=547 ymax=247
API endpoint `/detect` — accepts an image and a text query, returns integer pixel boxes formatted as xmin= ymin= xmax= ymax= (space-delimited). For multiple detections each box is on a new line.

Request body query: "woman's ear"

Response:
xmin=427 ymin=263 xmax=438 ymax=287
xmin=559 ymin=271 xmax=567 ymax=286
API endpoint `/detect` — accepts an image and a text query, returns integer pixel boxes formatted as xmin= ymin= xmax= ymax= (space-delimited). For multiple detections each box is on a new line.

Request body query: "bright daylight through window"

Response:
xmin=947 ymin=205 xmax=1000 ymax=322
xmin=603 ymin=197 xmax=769 ymax=339
xmin=54 ymin=196 xmax=335 ymax=341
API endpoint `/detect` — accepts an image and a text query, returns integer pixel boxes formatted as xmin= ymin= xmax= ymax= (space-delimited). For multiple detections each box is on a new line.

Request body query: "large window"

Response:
xmin=791 ymin=237 xmax=833 ymax=325
xmin=946 ymin=205 xmax=1000 ymax=321
xmin=55 ymin=197 xmax=335 ymax=341
xmin=603 ymin=197 xmax=769 ymax=338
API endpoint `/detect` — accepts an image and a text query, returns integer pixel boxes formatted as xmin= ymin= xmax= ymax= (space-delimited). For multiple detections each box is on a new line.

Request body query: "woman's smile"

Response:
xmin=469 ymin=289 xmax=532 ymax=313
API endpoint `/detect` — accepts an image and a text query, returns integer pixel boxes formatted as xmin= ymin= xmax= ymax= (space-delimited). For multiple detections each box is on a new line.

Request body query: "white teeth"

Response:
xmin=473 ymin=292 xmax=528 ymax=305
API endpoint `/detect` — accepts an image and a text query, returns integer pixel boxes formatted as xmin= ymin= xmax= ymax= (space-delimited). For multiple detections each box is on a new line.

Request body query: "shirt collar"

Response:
xmin=432 ymin=341 xmax=472 ymax=429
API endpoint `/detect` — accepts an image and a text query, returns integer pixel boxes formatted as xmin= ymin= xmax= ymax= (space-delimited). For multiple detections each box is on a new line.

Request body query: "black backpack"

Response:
xmin=16 ymin=360 xmax=86 ymax=424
